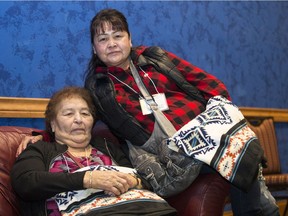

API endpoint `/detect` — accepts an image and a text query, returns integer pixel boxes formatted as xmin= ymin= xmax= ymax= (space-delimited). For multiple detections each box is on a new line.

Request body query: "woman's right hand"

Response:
xmin=84 ymin=170 xmax=138 ymax=196
xmin=16 ymin=135 xmax=43 ymax=157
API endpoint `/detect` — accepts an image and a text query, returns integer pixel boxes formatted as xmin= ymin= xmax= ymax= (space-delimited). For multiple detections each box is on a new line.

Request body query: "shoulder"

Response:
xmin=131 ymin=45 xmax=170 ymax=58
xmin=25 ymin=141 xmax=66 ymax=156
xmin=142 ymin=46 xmax=177 ymax=62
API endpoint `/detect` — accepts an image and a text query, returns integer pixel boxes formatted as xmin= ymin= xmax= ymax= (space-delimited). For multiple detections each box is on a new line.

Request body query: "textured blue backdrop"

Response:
xmin=1 ymin=1 xmax=287 ymax=107
xmin=0 ymin=1 xmax=287 ymax=171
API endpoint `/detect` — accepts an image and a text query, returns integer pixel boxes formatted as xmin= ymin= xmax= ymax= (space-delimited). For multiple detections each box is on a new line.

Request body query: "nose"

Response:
xmin=73 ymin=113 xmax=82 ymax=124
xmin=108 ymin=38 xmax=116 ymax=48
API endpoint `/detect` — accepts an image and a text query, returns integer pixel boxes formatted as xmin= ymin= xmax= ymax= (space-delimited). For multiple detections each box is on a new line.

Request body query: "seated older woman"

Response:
xmin=11 ymin=86 xmax=176 ymax=216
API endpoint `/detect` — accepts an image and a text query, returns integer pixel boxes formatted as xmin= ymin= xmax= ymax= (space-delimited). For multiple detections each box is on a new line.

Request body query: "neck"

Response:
xmin=117 ymin=57 xmax=131 ymax=70
xmin=68 ymin=145 xmax=91 ymax=157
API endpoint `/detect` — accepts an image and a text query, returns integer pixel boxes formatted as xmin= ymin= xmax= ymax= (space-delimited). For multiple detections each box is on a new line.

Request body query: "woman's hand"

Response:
xmin=16 ymin=135 xmax=43 ymax=157
xmin=83 ymin=170 xmax=140 ymax=196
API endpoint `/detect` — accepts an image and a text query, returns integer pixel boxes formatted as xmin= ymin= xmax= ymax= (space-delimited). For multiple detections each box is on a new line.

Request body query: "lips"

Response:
xmin=108 ymin=51 xmax=120 ymax=55
xmin=72 ymin=128 xmax=85 ymax=134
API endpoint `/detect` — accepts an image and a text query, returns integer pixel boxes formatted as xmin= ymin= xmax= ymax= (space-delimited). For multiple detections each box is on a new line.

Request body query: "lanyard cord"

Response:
xmin=107 ymin=66 xmax=159 ymax=98
xmin=129 ymin=60 xmax=156 ymax=106
xmin=108 ymin=72 xmax=142 ymax=97
xmin=108 ymin=71 xmax=155 ymax=110
xmin=138 ymin=67 xmax=160 ymax=94
xmin=130 ymin=60 xmax=176 ymax=136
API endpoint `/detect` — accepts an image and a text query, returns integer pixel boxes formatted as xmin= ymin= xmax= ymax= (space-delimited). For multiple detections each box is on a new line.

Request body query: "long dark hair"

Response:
xmin=84 ymin=9 xmax=131 ymax=87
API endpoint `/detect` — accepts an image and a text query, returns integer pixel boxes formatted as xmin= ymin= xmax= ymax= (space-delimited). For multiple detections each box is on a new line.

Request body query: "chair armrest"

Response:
xmin=166 ymin=173 xmax=230 ymax=216
xmin=0 ymin=126 xmax=37 ymax=216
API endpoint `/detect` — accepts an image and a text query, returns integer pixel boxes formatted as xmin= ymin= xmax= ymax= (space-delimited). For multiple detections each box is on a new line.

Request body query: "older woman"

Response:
xmin=11 ymin=86 xmax=176 ymax=216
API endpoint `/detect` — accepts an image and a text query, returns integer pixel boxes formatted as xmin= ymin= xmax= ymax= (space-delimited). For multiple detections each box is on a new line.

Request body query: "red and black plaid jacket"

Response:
xmin=96 ymin=46 xmax=230 ymax=135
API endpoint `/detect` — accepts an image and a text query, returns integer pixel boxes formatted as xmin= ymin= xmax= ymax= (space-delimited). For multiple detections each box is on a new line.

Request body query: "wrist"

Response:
xmin=89 ymin=171 xmax=93 ymax=188
xmin=131 ymin=174 xmax=142 ymax=189
xmin=135 ymin=177 xmax=142 ymax=189
xmin=83 ymin=171 xmax=93 ymax=189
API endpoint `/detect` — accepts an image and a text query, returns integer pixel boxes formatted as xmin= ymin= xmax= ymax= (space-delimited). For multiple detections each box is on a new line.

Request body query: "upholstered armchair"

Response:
xmin=248 ymin=118 xmax=288 ymax=197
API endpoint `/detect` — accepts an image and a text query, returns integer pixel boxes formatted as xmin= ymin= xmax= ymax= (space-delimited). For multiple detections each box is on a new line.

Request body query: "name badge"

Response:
xmin=139 ymin=93 xmax=169 ymax=115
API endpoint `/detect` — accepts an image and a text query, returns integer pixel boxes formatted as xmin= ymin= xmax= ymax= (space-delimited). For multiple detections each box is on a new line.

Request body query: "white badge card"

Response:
xmin=139 ymin=98 xmax=152 ymax=115
xmin=139 ymin=93 xmax=169 ymax=115
xmin=153 ymin=93 xmax=169 ymax=111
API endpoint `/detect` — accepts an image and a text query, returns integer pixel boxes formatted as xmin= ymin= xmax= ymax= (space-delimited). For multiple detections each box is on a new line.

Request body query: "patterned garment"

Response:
xmin=46 ymin=148 xmax=113 ymax=216
xmin=55 ymin=166 xmax=166 ymax=216
xmin=94 ymin=46 xmax=230 ymax=134
xmin=167 ymin=96 xmax=263 ymax=191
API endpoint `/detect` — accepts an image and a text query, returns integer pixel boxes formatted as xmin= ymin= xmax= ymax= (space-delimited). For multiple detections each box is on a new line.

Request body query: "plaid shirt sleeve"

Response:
xmin=166 ymin=50 xmax=231 ymax=101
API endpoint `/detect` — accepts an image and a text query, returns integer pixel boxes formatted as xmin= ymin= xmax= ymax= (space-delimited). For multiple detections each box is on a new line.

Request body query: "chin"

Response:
xmin=72 ymin=136 xmax=89 ymax=144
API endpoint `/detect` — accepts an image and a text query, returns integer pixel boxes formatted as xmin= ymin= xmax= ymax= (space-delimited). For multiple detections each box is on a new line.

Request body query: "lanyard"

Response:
xmin=108 ymin=67 xmax=159 ymax=99
xmin=108 ymin=72 xmax=142 ymax=98
xmin=129 ymin=60 xmax=176 ymax=137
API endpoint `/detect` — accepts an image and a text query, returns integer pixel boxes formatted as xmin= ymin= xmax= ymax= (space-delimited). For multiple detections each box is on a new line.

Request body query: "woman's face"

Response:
xmin=93 ymin=22 xmax=132 ymax=70
xmin=50 ymin=96 xmax=94 ymax=149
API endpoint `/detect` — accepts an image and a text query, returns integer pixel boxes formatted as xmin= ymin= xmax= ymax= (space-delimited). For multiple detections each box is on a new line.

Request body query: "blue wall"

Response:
xmin=0 ymin=1 xmax=287 ymax=171
xmin=1 ymin=1 xmax=287 ymax=106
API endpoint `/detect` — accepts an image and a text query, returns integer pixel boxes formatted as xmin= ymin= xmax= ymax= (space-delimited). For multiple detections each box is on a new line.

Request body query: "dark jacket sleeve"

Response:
xmin=11 ymin=141 xmax=85 ymax=201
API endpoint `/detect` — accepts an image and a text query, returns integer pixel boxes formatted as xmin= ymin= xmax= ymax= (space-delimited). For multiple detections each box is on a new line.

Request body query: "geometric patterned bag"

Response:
xmin=167 ymin=95 xmax=264 ymax=191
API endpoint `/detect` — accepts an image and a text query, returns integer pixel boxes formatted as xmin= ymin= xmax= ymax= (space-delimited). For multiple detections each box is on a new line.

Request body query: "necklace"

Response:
xmin=64 ymin=145 xmax=91 ymax=172
xmin=69 ymin=145 xmax=90 ymax=157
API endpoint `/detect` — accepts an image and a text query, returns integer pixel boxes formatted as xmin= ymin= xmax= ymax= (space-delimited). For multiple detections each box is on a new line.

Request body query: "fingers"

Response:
xmin=104 ymin=190 xmax=115 ymax=196
xmin=113 ymin=180 xmax=129 ymax=195
xmin=15 ymin=135 xmax=42 ymax=157
xmin=89 ymin=171 xmax=134 ymax=196
xmin=104 ymin=175 xmax=130 ymax=196
xmin=30 ymin=135 xmax=42 ymax=143
xmin=15 ymin=146 xmax=23 ymax=158
xmin=16 ymin=136 xmax=32 ymax=157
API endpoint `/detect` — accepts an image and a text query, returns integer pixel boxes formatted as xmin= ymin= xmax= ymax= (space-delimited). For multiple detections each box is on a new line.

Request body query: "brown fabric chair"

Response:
xmin=248 ymin=118 xmax=288 ymax=192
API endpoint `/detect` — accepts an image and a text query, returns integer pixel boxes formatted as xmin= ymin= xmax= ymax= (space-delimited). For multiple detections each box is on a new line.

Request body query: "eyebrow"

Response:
xmin=61 ymin=107 xmax=90 ymax=112
xmin=97 ymin=30 xmax=122 ymax=36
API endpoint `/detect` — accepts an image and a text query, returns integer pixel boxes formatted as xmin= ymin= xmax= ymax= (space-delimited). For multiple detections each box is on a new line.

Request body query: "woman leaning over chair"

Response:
xmin=10 ymin=86 xmax=176 ymax=216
